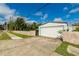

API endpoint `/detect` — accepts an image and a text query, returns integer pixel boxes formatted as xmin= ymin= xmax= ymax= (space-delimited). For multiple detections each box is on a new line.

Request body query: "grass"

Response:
xmin=55 ymin=42 xmax=75 ymax=56
xmin=9 ymin=31 xmax=33 ymax=38
xmin=64 ymin=42 xmax=79 ymax=48
xmin=0 ymin=32 xmax=11 ymax=40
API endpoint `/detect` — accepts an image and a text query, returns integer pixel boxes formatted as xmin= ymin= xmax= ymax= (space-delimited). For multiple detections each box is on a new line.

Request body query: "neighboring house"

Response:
xmin=72 ymin=25 xmax=79 ymax=30
xmin=38 ymin=22 xmax=71 ymax=38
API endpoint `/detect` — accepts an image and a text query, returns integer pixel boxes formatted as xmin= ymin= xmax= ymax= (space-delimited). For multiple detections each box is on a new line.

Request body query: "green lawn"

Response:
xmin=65 ymin=42 xmax=79 ymax=48
xmin=55 ymin=42 xmax=75 ymax=56
xmin=55 ymin=41 xmax=79 ymax=56
xmin=0 ymin=32 xmax=11 ymax=40
xmin=9 ymin=31 xmax=33 ymax=38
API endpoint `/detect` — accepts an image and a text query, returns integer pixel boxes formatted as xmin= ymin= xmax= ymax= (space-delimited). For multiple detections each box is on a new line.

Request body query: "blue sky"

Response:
xmin=0 ymin=3 xmax=79 ymax=24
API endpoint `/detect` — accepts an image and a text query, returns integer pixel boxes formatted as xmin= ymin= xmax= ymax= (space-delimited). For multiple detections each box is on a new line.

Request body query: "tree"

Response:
xmin=31 ymin=22 xmax=38 ymax=30
xmin=73 ymin=22 xmax=79 ymax=31
xmin=8 ymin=20 xmax=15 ymax=30
xmin=6 ymin=16 xmax=40 ymax=31
xmin=73 ymin=22 xmax=79 ymax=26
xmin=15 ymin=17 xmax=27 ymax=31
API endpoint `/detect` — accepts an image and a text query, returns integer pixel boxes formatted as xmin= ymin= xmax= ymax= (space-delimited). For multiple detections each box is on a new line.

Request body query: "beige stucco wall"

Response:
xmin=62 ymin=32 xmax=79 ymax=45
xmin=13 ymin=31 xmax=35 ymax=36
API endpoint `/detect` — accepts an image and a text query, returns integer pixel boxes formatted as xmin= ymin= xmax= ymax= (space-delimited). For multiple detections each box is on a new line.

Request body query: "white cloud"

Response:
xmin=0 ymin=3 xmax=17 ymax=24
xmin=0 ymin=21 xmax=5 ymax=24
xmin=69 ymin=7 xmax=79 ymax=13
xmin=73 ymin=18 xmax=79 ymax=23
xmin=34 ymin=12 xmax=43 ymax=16
xmin=24 ymin=17 xmax=37 ymax=24
xmin=41 ymin=14 xmax=48 ymax=20
xmin=5 ymin=15 xmax=36 ymax=25
xmin=5 ymin=15 xmax=13 ymax=20
xmin=34 ymin=12 xmax=48 ymax=20
xmin=0 ymin=4 xmax=16 ymax=16
xmin=68 ymin=18 xmax=79 ymax=24
xmin=0 ymin=17 xmax=4 ymax=21
xmin=5 ymin=15 xmax=22 ymax=23
xmin=53 ymin=18 xmax=63 ymax=22
xmin=26 ymin=20 xmax=37 ymax=25
xmin=64 ymin=7 xmax=68 ymax=10
xmin=66 ymin=14 xmax=70 ymax=18
xmin=24 ymin=17 xmax=30 ymax=20
xmin=0 ymin=17 xmax=5 ymax=24
xmin=0 ymin=4 xmax=36 ymax=25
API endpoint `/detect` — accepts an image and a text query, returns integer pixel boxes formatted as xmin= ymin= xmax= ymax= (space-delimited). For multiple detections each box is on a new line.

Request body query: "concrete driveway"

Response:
xmin=0 ymin=37 xmax=61 ymax=56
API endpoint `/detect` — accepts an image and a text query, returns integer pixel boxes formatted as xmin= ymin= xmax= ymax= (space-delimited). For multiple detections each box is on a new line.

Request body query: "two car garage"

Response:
xmin=38 ymin=22 xmax=68 ymax=38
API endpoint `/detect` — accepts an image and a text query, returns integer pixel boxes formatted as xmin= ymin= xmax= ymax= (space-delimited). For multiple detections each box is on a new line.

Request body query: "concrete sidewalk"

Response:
xmin=67 ymin=45 xmax=79 ymax=56
xmin=6 ymin=32 xmax=23 ymax=40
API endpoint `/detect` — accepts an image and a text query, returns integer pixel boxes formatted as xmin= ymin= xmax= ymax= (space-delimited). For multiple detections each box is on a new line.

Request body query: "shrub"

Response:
xmin=74 ymin=28 xmax=79 ymax=31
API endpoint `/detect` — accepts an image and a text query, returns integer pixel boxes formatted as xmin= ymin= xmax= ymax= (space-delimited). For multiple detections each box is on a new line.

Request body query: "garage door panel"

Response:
xmin=39 ymin=26 xmax=63 ymax=38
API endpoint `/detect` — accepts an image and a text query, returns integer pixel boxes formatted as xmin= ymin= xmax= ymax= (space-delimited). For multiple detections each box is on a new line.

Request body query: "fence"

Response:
xmin=62 ymin=32 xmax=79 ymax=45
xmin=13 ymin=31 xmax=35 ymax=36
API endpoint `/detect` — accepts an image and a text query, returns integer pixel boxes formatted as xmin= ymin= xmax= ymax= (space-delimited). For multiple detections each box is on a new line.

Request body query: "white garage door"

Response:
xmin=39 ymin=26 xmax=63 ymax=38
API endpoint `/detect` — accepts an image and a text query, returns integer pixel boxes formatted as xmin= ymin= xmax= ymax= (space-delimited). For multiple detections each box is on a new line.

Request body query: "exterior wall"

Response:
xmin=68 ymin=26 xmax=73 ymax=32
xmin=63 ymin=24 xmax=68 ymax=31
xmin=62 ymin=32 xmax=79 ymax=45
xmin=39 ymin=26 xmax=64 ymax=38
xmin=13 ymin=31 xmax=35 ymax=36
xmin=73 ymin=26 xmax=79 ymax=30
xmin=39 ymin=23 xmax=68 ymax=31
xmin=39 ymin=23 xmax=69 ymax=38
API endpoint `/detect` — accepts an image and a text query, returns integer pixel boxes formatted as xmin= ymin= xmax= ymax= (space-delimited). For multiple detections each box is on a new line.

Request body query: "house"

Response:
xmin=72 ymin=25 xmax=79 ymax=31
xmin=38 ymin=22 xmax=71 ymax=38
